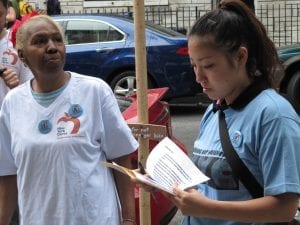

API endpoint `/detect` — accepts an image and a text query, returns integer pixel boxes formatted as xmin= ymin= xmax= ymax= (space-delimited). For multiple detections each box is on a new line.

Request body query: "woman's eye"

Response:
xmin=54 ymin=35 xmax=63 ymax=43
xmin=202 ymin=63 xmax=214 ymax=69
xmin=33 ymin=37 xmax=48 ymax=45
xmin=56 ymin=38 xmax=63 ymax=42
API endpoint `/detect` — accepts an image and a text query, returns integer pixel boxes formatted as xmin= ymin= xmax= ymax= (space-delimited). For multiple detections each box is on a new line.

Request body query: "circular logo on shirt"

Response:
xmin=38 ymin=120 xmax=52 ymax=134
xmin=231 ymin=130 xmax=243 ymax=148
xmin=68 ymin=104 xmax=83 ymax=118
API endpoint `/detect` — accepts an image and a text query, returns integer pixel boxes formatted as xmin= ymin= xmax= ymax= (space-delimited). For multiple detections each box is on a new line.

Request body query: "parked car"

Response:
xmin=119 ymin=87 xmax=188 ymax=225
xmin=52 ymin=14 xmax=201 ymax=100
xmin=277 ymin=44 xmax=300 ymax=113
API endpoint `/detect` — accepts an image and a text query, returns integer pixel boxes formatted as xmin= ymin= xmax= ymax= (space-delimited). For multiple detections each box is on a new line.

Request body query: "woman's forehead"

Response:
xmin=28 ymin=20 xmax=60 ymax=36
xmin=30 ymin=19 xmax=57 ymax=30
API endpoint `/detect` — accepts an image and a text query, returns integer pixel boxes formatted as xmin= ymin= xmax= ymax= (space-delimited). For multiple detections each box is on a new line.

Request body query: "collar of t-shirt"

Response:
xmin=31 ymin=81 xmax=68 ymax=107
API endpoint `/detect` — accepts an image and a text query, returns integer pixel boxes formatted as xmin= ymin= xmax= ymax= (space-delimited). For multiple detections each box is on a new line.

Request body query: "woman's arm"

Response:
xmin=113 ymin=154 xmax=137 ymax=225
xmin=0 ymin=175 xmax=18 ymax=225
xmin=168 ymin=187 xmax=299 ymax=223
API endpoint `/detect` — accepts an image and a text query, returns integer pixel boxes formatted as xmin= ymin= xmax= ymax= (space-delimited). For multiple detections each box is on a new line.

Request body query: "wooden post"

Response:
xmin=133 ymin=0 xmax=151 ymax=225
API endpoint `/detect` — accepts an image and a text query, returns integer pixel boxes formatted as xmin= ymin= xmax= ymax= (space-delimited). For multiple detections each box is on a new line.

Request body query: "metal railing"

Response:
xmin=257 ymin=3 xmax=300 ymax=47
xmin=61 ymin=2 xmax=300 ymax=47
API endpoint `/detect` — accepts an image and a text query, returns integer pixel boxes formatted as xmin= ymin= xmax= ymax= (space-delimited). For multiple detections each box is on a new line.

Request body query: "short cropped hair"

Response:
xmin=15 ymin=15 xmax=65 ymax=51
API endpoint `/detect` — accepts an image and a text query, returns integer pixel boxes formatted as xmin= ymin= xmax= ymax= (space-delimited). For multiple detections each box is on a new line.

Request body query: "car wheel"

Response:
xmin=287 ymin=71 xmax=300 ymax=113
xmin=110 ymin=71 xmax=153 ymax=97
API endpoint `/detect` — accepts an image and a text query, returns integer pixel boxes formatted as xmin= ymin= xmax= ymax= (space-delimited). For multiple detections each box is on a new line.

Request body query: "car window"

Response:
xmin=64 ymin=20 xmax=124 ymax=44
xmin=146 ymin=22 xmax=185 ymax=37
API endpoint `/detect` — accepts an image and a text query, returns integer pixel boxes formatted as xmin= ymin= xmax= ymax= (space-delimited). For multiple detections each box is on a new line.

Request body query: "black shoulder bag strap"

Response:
xmin=218 ymin=110 xmax=263 ymax=198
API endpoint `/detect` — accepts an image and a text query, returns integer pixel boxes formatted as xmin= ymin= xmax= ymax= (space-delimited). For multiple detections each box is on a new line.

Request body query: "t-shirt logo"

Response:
xmin=231 ymin=130 xmax=243 ymax=148
xmin=2 ymin=49 xmax=18 ymax=65
xmin=57 ymin=112 xmax=80 ymax=137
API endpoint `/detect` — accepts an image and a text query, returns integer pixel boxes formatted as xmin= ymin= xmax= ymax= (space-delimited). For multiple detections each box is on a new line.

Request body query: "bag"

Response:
xmin=19 ymin=0 xmax=34 ymax=16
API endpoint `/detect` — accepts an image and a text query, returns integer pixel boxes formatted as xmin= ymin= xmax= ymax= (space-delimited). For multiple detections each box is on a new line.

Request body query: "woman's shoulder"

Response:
xmin=3 ymin=80 xmax=31 ymax=104
xmin=70 ymin=72 xmax=110 ymax=88
xmin=259 ymin=89 xmax=298 ymax=117
xmin=243 ymin=89 xmax=299 ymax=127
xmin=69 ymin=72 xmax=113 ymax=95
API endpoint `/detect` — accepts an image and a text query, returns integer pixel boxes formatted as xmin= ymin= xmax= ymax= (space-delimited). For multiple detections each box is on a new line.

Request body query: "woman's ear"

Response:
xmin=18 ymin=50 xmax=28 ymax=67
xmin=18 ymin=49 xmax=25 ymax=61
xmin=18 ymin=49 xmax=23 ymax=58
xmin=236 ymin=46 xmax=248 ymax=66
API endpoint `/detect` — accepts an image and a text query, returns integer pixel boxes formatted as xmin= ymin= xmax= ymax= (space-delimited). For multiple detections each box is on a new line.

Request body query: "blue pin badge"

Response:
xmin=38 ymin=120 xmax=52 ymax=134
xmin=231 ymin=130 xmax=243 ymax=148
xmin=68 ymin=104 xmax=83 ymax=118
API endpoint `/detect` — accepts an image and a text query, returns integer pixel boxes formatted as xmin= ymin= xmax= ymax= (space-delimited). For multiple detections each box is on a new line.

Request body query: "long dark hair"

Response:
xmin=189 ymin=0 xmax=280 ymax=88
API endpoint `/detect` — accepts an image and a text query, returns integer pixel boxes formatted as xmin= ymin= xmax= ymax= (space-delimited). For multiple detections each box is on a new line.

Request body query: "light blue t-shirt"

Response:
xmin=183 ymin=89 xmax=300 ymax=225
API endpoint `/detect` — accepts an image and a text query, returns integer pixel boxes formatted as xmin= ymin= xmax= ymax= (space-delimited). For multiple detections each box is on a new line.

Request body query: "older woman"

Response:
xmin=0 ymin=15 xmax=138 ymax=225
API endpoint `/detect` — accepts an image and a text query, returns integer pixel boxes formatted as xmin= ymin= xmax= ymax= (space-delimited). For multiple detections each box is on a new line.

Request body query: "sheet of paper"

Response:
xmin=101 ymin=161 xmax=137 ymax=178
xmin=102 ymin=137 xmax=209 ymax=195
xmin=146 ymin=137 xmax=209 ymax=191
xmin=132 ymin=171 xmax=174 ymax=194
xmin=101 ymin=161 xmax=174 ymax=194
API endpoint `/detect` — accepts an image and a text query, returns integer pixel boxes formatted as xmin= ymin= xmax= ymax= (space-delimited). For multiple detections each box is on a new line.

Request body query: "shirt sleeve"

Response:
xmin=259 ymin=115 xmax=300 ymax=196
xmin=98 ymin=84 xmax=138 ymax=160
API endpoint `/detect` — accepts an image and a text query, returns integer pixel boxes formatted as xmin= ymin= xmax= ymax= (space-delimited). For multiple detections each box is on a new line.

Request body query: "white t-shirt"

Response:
xmin=0 ymin=72 xmax=138 ymax=225
xmin=0 ymin=32 xmax=33 ymax=107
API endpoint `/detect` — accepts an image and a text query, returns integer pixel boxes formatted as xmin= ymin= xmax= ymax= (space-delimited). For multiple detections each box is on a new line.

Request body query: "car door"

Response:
xmin=62 ymin=18 xmax=126 ymax=80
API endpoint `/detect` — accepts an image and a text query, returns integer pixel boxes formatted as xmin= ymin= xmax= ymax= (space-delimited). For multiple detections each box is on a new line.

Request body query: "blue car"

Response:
xmin=52 ymin=15 xmax=201 ymax=100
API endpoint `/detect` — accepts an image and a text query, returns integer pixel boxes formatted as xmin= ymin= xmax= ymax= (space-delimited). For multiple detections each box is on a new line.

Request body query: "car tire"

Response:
xmin=287 ymin=71 xmax=300 ymax=113
xmin=110 ymin=71 xmax=153 ymax=97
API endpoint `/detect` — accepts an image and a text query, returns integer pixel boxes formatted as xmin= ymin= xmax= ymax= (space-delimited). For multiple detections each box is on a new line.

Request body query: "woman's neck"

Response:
xmin=31 ymin=72 xmax=70 ymax=93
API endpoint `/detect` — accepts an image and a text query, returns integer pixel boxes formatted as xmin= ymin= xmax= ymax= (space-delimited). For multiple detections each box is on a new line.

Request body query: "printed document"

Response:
xmin=102 ymin=137 xmax=209 ymax=195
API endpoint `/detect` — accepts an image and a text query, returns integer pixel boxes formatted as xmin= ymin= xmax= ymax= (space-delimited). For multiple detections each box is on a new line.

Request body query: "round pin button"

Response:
xmin=38 ymin=120 xmax=52 ymax=134
xmin=231 ymin=131 xmax=243 ymax=148
xmin=68 ymin=104 xmax=83 ymax=118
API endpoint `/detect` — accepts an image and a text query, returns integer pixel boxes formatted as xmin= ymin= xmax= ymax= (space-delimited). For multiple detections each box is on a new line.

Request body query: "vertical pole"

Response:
xmin=133 ymin=1 xmax=151 ymax=225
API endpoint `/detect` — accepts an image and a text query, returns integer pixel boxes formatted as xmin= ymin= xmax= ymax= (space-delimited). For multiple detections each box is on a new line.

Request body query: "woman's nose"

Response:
xmin=194 ymin=67 xmax=204 ymax=84
xmin=47 ymin=39 xmax=58 ymax=51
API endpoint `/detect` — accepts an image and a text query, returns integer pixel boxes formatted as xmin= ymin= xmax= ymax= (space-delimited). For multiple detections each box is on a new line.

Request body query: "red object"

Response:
xmin=9 ymin=11 xmax=39 ymax=47
xmin=120 ymin=87 xmax=188 ymax=225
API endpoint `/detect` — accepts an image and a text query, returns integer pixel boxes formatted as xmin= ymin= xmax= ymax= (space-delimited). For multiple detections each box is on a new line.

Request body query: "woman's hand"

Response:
xmin=1 ymin=68 xmax=19 ymax=89
xmin=163 ymin=186 xmax=210 ymax=217
xmin=165 ymin=187 xmax=299 ymax=223
xmin=131 ymin=168 xmax=158 ymax=202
